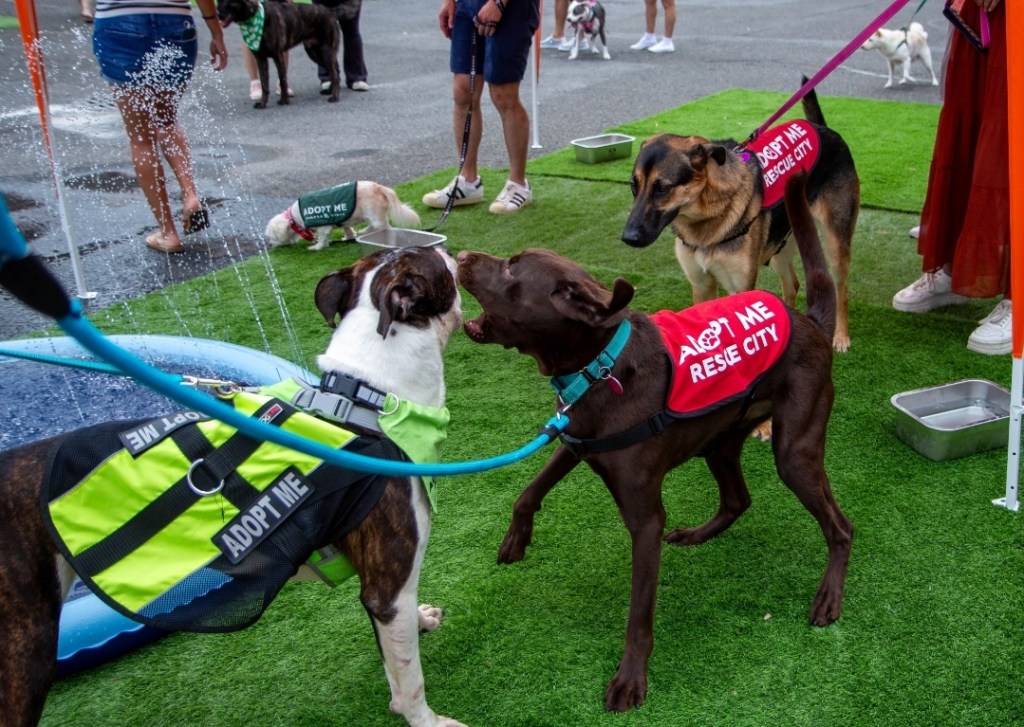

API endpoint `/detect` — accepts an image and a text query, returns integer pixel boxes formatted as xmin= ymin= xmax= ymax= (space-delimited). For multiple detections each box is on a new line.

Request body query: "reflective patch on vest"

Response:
xmin=297 ymin=182 xmax=358 ymax=227
xmin=651 ymin=291 xmax=791 ymax=417
xmin=119 ymin=410 xmax=210 ymax=457
xmin=214 ymin=466 xmax=314 ymax=564
xmin=747 ymin=120 xmax=820 ymax=209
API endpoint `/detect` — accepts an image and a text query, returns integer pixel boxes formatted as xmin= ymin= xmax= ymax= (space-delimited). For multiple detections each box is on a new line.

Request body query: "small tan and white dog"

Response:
xmin=265 ymin=181 xmax=421 ymax=251
xmin=566 ymin=0 xmax=610 ymax=60
xmin=861 ymin=21 xmax=938 ymax=88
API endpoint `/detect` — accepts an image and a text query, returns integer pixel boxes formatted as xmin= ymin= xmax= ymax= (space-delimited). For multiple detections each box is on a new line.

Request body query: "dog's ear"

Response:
xmin=550 ymin=276 xmax=635 ymax=327
xmin=375 ymin=275 xmax=424 ymax=338
xmin=708 ymin=144 xmax=729 ymax=166
xmin=314 ymin=270 xmax=356 ymax=328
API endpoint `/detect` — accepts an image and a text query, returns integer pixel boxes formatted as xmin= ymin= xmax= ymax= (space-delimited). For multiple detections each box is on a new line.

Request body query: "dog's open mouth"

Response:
xmin=463 ymin=314 xmax=488 ymax=342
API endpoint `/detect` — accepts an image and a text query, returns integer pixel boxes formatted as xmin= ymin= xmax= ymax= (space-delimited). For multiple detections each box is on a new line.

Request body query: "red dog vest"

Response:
xmin=651 ymin=291 xmax=790 ymax=417
xmin=746 ymin=119 xmax=820 ymax=209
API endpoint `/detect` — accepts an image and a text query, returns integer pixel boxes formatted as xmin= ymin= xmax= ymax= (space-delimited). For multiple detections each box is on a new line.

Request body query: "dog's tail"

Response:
xmin=784 ymin=171 xmax=836 ymax=342
xmin=800 ymin=75 xmax=828 ymax=127
xmin=382 ymin=187 xmax=422 ymax=229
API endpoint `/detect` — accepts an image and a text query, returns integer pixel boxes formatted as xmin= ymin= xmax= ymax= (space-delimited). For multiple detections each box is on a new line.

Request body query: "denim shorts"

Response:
xmin=451 ymin=0 xmax=539 ymax=85
xmin=93 ymin=14 xmax=198 ymax=88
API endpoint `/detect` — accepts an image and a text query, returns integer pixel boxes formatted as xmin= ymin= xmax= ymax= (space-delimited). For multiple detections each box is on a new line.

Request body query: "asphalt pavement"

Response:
xmin=0 ymin=0 xmax=949 ymax=338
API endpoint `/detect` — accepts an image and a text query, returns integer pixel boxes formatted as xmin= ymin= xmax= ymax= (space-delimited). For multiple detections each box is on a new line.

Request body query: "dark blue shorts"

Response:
xmin=93 ymin=14 xmax=198 ymax=88
xmin=450 ymin=0 xmax=539 ymax=85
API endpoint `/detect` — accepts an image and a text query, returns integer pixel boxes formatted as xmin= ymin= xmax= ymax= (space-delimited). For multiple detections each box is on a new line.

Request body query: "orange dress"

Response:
xmin=918 ymin=2 xmax=1008 ymax=298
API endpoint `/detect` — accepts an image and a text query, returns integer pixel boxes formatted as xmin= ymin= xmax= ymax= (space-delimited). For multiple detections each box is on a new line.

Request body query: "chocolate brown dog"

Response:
xmin=622 ymin=85 xmax=859 ymax=352
xmin=218 ymin=0 xmax=341 ymax=108
xmin=457 ymin=174 xmax=853 ymax=712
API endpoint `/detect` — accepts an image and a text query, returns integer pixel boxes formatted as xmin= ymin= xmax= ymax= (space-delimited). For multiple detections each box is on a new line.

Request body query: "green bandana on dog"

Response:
xmin=239 ymin=1 xmax=266 ymax=51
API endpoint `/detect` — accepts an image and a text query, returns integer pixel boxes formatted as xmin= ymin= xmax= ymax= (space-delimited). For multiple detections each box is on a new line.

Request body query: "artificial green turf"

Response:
xmin=529 ymin=89 xmax=939 ymax=214
xmin=37 ymin=95 xmax=1024 ymax=727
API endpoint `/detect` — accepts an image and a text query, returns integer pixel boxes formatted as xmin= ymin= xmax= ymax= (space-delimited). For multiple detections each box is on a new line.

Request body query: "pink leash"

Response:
xmin=748 ymin=0 xmax=914 ymax=142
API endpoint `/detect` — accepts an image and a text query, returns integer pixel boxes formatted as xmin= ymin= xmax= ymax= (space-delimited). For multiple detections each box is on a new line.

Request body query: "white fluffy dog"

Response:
xmin=861 ymin=22 xmax=938 ymax=88
xmin=265 ymin=181 xmax=421 ymax=251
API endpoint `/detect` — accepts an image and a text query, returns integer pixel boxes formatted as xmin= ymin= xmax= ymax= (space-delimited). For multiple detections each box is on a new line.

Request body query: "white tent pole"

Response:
xmin=530 ymin=32 xmax=541 ymax=149
xmin=998 ymin=0 xmax=1021 ymax=512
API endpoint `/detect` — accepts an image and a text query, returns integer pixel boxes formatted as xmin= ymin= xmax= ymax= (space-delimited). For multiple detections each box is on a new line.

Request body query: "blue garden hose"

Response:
xmin=0 ymin=193 xmax=567 ymax=476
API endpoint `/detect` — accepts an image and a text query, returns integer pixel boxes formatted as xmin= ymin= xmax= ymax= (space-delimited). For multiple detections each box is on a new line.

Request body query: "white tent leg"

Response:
xmin=530 ymin=34 xmax=541 ymax=149
xmin=996 ymin=356 xmax=1021 ymax=511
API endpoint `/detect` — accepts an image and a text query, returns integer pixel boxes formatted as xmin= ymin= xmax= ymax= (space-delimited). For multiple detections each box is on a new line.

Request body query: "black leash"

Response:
xmin=425 ymin=30 xmax=480 ymax=232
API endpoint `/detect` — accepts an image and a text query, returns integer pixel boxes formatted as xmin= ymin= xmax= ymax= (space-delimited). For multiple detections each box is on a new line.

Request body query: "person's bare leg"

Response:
xmin=452 ymin=73 xmax=485 ymax=183
xmin=148 ymin=88 xmax=203 ymax=221
xmin=114 ymin=88 xmax=182 ymax=249
xmin=489 ymin=80 xmax=528 ymax=186
xmin=555 ymin=0 xmax=568 ymax=38
xmin=644 ymin=0 xmax=657 ymax=34
xmin=662 ymin=0 xmax=676 ymax=38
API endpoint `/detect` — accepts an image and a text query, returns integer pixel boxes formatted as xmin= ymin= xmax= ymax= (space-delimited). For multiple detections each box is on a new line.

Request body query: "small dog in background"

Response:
xmin=265 ymin=181 xmax=421 ymax=250
xmin=566 ymin=0 xmax=610 ymax=60
xmin=861 ymin=21 xmax=938 ymax=88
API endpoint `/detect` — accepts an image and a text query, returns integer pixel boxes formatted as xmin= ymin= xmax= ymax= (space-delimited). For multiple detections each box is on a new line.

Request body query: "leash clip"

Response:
xmin=181 ymin=375 xmax=239 ymax=396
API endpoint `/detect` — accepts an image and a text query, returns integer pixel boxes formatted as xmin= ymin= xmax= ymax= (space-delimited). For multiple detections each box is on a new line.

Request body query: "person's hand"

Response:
xmin=474 ymin=0 xmax=503 ymax=36
xmin=439 ymin=0 xmax=456 ymax=39
xmin=974 ymin=0 xmax=1001 ymax=10
xmin=209 ymin=35 xmax=228 ymax=71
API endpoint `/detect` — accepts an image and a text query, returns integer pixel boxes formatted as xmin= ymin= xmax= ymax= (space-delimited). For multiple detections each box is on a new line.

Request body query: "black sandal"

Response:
xmin=183 ymin=207 xmax=209 ymax=235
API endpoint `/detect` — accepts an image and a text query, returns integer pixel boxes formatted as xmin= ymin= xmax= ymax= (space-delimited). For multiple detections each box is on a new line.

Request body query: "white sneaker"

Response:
xmin=350 ymin=80 xmax=369 ymax=91
xmin=489 ymin=180 xmax=532 ymax=214
xmin=539 ymin=35 xmax=565 ymax=49
xmin=422 ymin=175 xmax=484 ymax=209
xmin=909 ymin=225 xmax=920 ymax=239
xmin=249 ymin=79 xmax=262 ymax=101
xmin=630 ymin=35 xmax=658 ymax=50
xmin=967 ymin=299 xmax=1012 ymax=355
xmin=320 ymin=80 xmax=333 ymax=95
xmin=892 ymin=269 xmax=969 ymax=312
xmin=275 ymin=82 xmax=294 ymax=98
xmin=648 ymin=38 xmax=675 ymax=54
xmin=558 ymin=37 xmax=577 ymax=51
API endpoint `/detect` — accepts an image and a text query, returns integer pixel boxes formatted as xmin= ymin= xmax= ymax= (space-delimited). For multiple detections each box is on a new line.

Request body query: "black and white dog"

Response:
xmin=265 ymin=181 xmax=422 ymax=250
xmin=0 ymin=246 xmax=466 ymax=727
xmin=566 ymin=0 xmax=610 ymax=60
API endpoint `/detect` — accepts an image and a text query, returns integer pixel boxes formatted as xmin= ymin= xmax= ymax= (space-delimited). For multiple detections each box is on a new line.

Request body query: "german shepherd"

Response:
xmin=621 ymin=85 xmax=859 ymax=352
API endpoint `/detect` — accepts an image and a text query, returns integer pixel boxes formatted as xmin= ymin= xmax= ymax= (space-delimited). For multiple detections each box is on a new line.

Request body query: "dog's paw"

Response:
xmin=751 ymin=420 xmax=773 ymax=442
xmin=417 ymin=603 xmax=443 ymax=632
xmin=832 ymin=333 xmax=851 ymax=353
xmin=602 ymin=51 xmax=611 ymax=60
xmin=605 ymin=668 xmax=647 ymax=712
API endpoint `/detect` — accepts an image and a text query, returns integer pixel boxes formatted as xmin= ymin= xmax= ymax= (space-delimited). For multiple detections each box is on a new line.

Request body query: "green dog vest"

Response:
xmin=297 ymin=182 xmax=358 ymax=227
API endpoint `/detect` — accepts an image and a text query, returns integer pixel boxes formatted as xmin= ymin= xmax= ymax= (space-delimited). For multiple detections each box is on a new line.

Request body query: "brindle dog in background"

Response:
xmin=218 ymin=0 xmax=341 ymax=108
xmin=622 ymin=84 xmax=859 ymax=352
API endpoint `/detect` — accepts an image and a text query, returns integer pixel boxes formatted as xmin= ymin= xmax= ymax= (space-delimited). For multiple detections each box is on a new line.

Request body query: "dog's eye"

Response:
xmin=629 ymin=177 xmax=638 ymax=197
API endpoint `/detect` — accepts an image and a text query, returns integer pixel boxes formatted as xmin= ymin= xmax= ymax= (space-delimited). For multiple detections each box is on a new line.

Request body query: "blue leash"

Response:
xmin=0 ymin=193 xmax=568 ymax=476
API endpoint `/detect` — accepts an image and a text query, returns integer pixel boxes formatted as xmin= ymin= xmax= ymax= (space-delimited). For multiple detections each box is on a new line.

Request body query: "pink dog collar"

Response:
xmin=285 ymin=208 xmax=316 ymax=242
